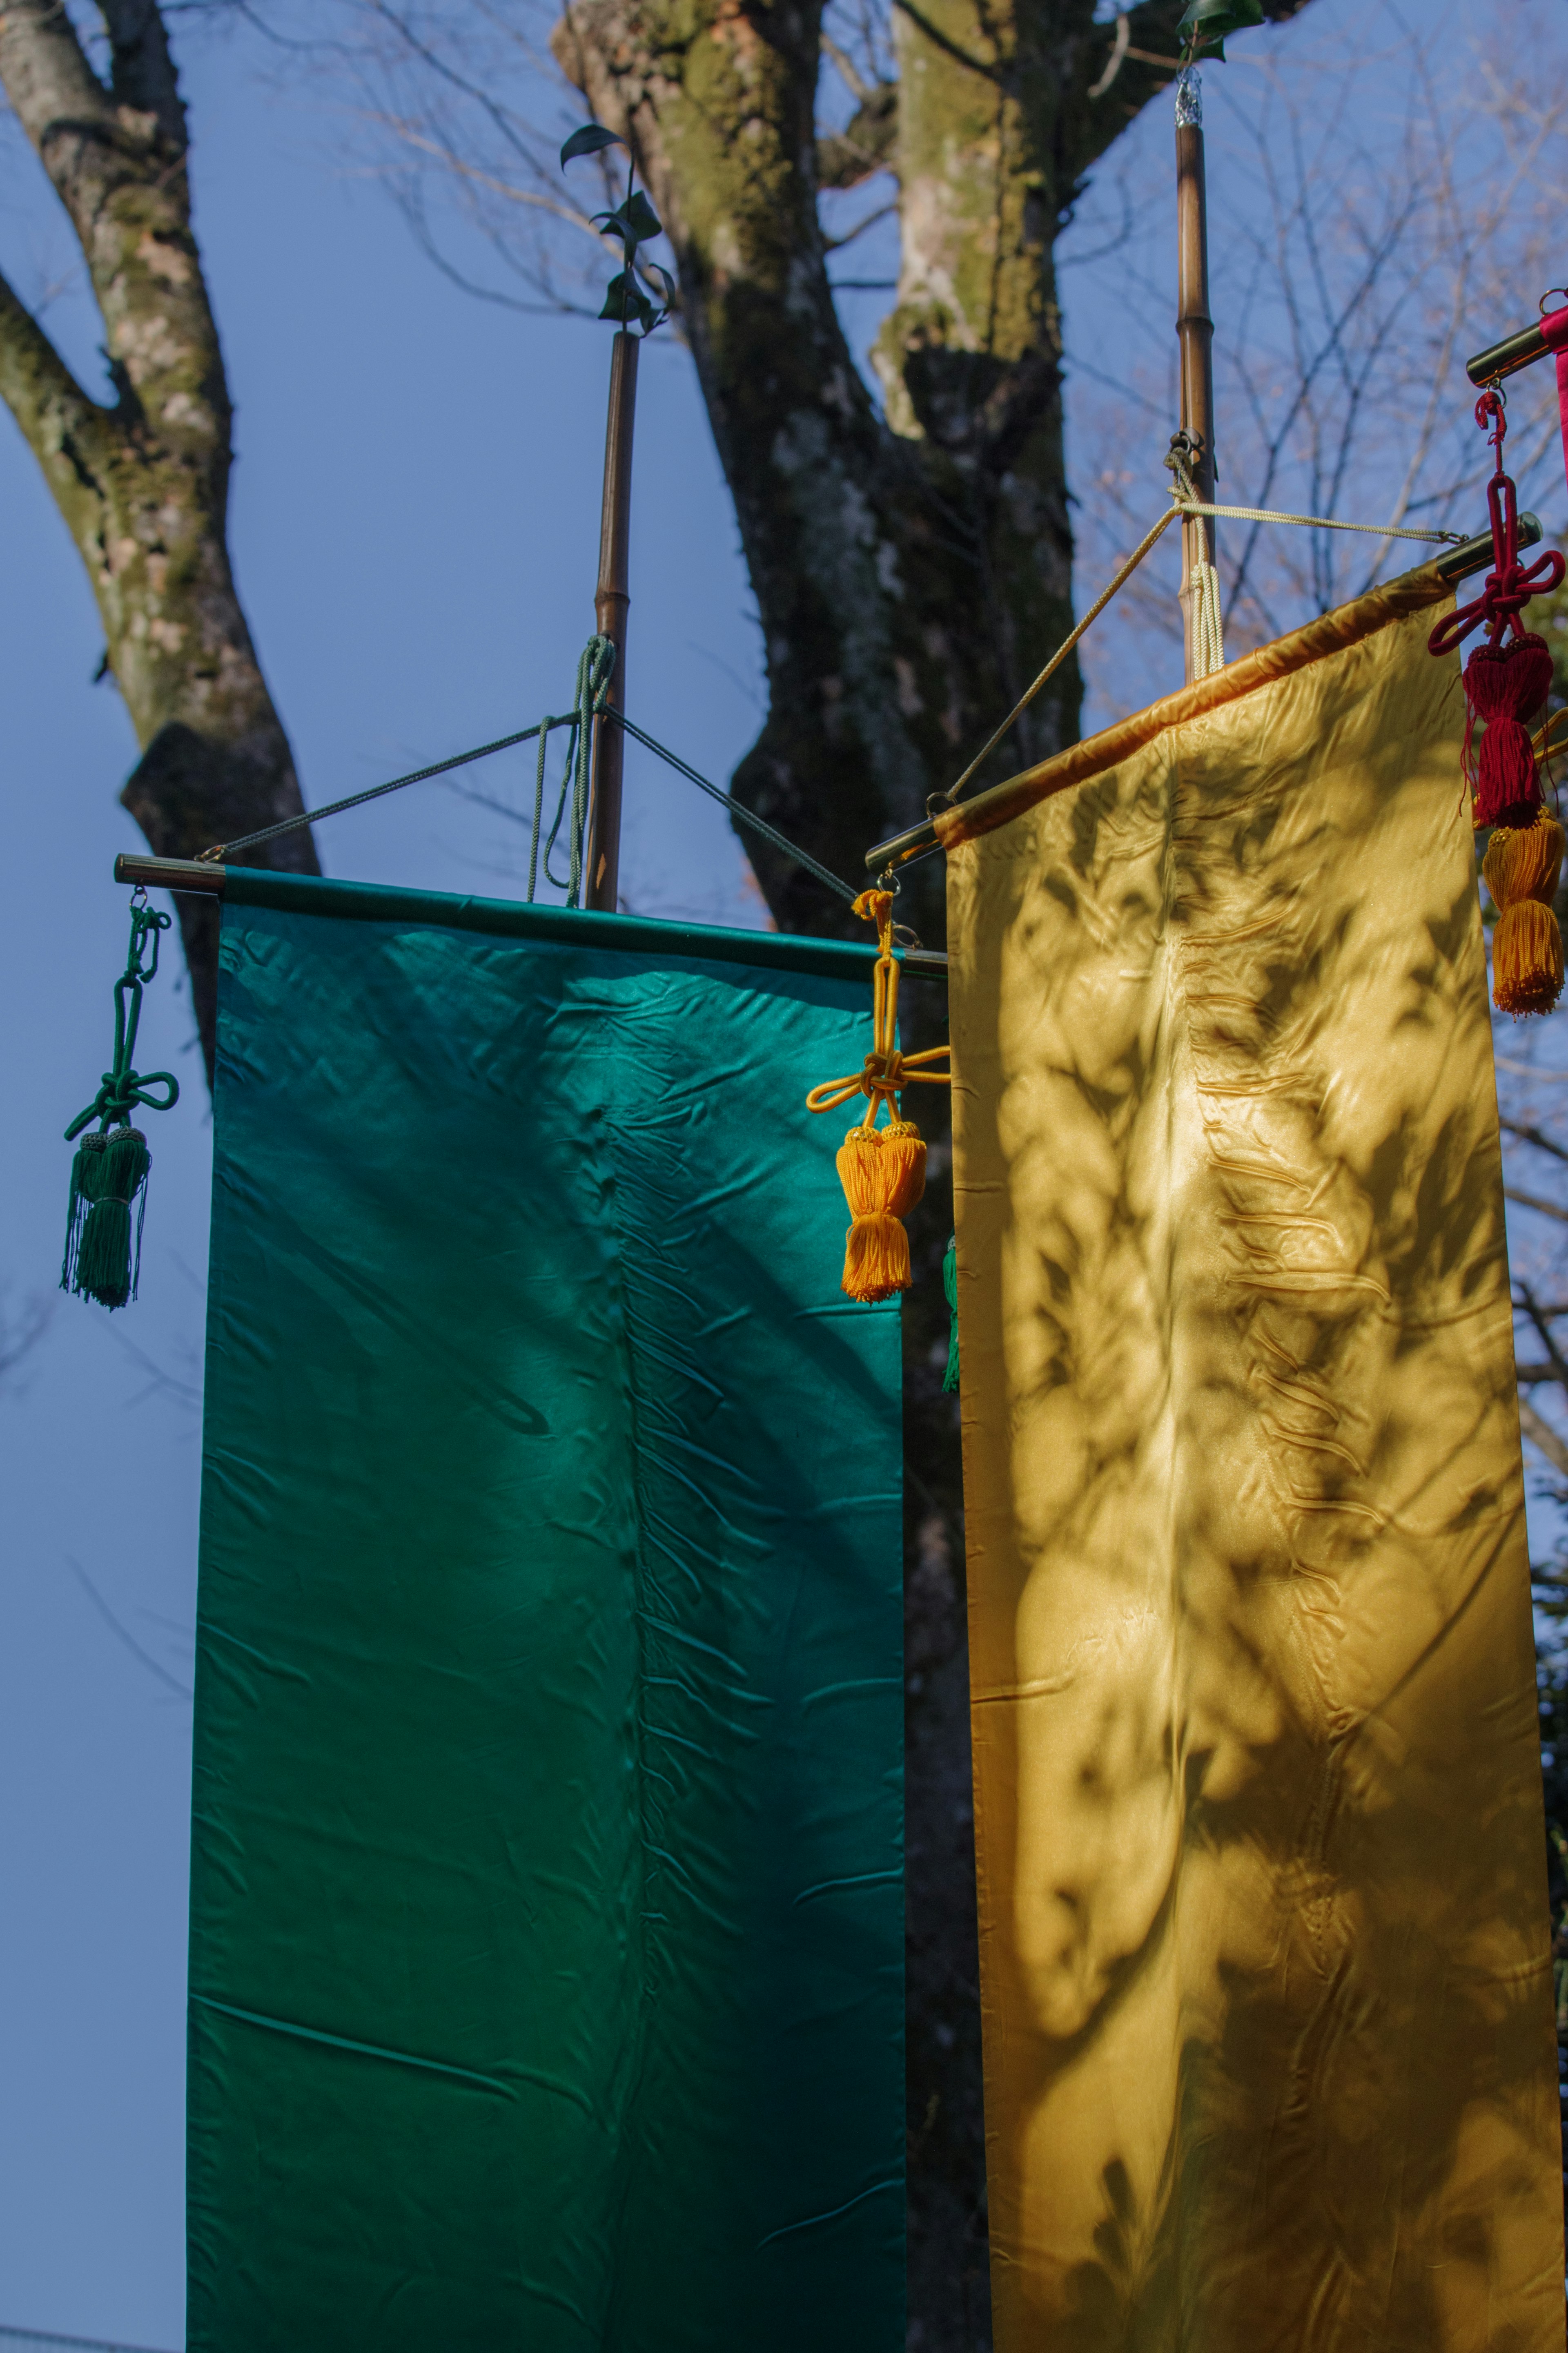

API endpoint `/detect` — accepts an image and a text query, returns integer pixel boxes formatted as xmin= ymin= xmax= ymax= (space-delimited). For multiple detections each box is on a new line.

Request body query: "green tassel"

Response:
xmin=942 ymin=1231 xmax=960 ymax=1395
xmin=62 ymin=1126 xmax=150 ymax=1309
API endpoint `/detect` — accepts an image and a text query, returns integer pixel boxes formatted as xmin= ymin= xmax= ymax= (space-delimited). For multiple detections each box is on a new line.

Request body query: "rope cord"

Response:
xmin=64 ymin=893 xmax=180 ymax=1141
xmin=934 ymin=461 xmax=1469 ymax=812
xmin=937 ymin=507 xmax=1181 ymax=807
xmin=805 ymin=890 xmax=952 ymax=1122
xmin=1189 ymin=557 xmax=1226 ymax=679
xmin=200 ymin=721 xmax=573 ymax=862
xmin=198 ymin=455 xmax=1456 ymax=890
xmin=608 ymin=711 xmax=858 ymax=905
xmin=195 ymin=645 xmax=862 ymax=909
xmin=532 ymin=635 xmax=615 ymax=908
xmin=1172 ymin=497 xmax=1465 ymax=545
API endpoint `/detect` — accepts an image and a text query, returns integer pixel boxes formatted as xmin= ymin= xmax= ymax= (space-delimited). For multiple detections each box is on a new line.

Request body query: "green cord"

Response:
xmin=538 ymin=636 xmax=616 ymax=907
xmin=61 ymin=891 xmax=181 ymax=1310
xmin=64 ymin=894 xmax=180 ymax=1141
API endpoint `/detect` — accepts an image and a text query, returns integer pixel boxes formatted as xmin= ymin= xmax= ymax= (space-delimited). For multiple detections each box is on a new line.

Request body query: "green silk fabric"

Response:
xmin=188 ymin=870 xmax=905 ymax=2349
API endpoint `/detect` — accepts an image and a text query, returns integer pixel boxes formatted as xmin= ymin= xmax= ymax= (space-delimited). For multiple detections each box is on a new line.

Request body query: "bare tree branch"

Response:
xmin=1521 ymin=1398 xmax=1568 ymax=1480
xmin=0 ymin=1286 xmax=53 ymax=1391
xmin=1501 ymin=1117 xmax=1568 ymax=1167
xmin=64 ymin=1552 xmax=192 ymax=1701
xmin=1507 ymin=1187 xmax=1568 ymax=1226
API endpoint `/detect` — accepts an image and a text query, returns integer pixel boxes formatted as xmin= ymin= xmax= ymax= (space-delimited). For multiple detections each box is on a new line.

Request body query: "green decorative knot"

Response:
xmin=560 ymin=123 xmax=673 ymax=337
xmin=62 ymin=893 xmax=180 ymax=1310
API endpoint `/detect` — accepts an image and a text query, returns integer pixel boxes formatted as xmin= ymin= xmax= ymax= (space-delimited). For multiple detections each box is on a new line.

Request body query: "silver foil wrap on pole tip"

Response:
xmin=1175 ymin=66 xmax=1203 ymax=127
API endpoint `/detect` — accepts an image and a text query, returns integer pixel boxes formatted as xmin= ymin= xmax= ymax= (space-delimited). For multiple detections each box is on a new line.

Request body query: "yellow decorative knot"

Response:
xmin=805 ymin=890 xmax=951 ymax=1303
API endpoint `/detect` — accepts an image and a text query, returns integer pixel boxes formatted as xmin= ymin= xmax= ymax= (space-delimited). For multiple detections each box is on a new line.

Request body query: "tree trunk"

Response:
xmin=553 ymin=0 xmax=1314 ymax=2336
xmin=0 ymin=1 xmax=314 ymax=1079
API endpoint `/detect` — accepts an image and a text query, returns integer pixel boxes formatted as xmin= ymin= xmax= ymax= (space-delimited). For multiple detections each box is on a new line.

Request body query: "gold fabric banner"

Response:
xmin=948 ymin=589 xmax=1561 ymax=2351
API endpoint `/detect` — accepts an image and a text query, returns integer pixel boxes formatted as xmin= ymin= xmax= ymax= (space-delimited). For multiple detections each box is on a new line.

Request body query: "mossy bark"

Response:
xmin=0 ymin=1 xmax=314 ymax=1077
xmin=554 ymin=1 xmax=1312 ymax=2337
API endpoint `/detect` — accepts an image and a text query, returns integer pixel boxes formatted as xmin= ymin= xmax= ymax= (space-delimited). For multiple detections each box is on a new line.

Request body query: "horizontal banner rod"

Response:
xmin=1468 ymin=319 xmax=1558 ymax=386
xmin=116 ymin=853 xmax=227 ymax=894
xmin=111 ymin=854 xmax=947 ymax=975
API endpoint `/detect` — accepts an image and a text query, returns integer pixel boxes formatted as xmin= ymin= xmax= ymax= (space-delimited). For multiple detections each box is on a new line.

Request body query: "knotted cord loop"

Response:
xmin=1428 ymin=393 xmax=1566 ymax=659
xmin=60 ymin=889 xmax=181 ymax=1310
xmin=1168 ymin=448 xmax=1227 ymax=678
xmin=805 ymin=891 xmax=952 ymax=1303
xmin=536 ymin=633 xmax=616 ymax=906
xmin=805 ymin=890 xmax=951 ymax=1125
xmin=64 ymin=893 xmax=180 ymax=1142
xmin=1426 ymin=384 xmax=1566 ymax=1017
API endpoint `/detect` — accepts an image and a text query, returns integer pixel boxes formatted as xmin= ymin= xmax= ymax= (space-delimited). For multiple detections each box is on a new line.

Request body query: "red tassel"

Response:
xmin=1463 ymin=632 xmax=1554 ymax=828
xmin=1475 ymin=717 xmax=1541 ymax=828
xmin=1464 ymin=632 xmax=1554 ymax=721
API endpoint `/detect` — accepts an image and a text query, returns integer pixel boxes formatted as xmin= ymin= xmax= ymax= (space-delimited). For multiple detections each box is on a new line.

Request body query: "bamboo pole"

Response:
xmin=1175 ymin=75 xmax=1217 ymax=686
xmin=586 ymin=330 xmax=639 ymax=912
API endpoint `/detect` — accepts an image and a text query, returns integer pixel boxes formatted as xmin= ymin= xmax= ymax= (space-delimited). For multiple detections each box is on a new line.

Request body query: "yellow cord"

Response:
xmin=806 ymin=891 xmax=952 ymax=1303
xmin=805 ymin=891 xmax=951 ymax=1126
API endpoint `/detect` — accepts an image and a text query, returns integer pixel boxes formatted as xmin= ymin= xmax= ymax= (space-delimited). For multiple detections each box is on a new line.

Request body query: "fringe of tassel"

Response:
xmin=61 ymin=1127 xmax=151 ymax=1309
xmin=1483 ymin=812 xmax=1566 ymax=1018
xmin=837 ymin=1122 xmax=927 ymax=1304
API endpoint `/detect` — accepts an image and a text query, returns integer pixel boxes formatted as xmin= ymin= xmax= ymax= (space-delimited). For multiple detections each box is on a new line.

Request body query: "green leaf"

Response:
xmin=598 ymin=271 xmax=657 ymax=330
xmin=636 ymin=258 xmax=675 ymax=303
xmin=621 ymin=189 xmax=663 ymax=242
xmin=560 ymin=123 xmax=626 ymax=167
xmin=593 ymin=189 xmax=664 ymax=251
xmin=1177 ymin=0 xmax=1263 ymax=52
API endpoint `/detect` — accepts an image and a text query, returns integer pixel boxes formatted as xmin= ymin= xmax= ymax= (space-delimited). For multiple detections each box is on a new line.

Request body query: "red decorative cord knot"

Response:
xmin=1428 ymin=389 xmax=1564 ymax=832
xmin=1429 ymin=381 xmax=1566 ymax=1016
xmin=1428 ymin=397 xmax=1564 ymax=665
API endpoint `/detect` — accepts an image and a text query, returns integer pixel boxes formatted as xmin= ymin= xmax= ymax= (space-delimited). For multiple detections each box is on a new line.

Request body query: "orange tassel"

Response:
xmin=880 ymin=1120 xmax=927 ymax=1217
xmin=806 ymin=892 xmax=950 ymax=1304
xmin=833 ymin=1120 xmax=929 ymax=1303
xmin=1483 ymin=812 xmax=1565 ymax=1017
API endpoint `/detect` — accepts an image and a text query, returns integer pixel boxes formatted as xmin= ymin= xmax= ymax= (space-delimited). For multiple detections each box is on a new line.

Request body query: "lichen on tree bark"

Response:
xmin=0 ymin=0 xmax=315 ymax=1075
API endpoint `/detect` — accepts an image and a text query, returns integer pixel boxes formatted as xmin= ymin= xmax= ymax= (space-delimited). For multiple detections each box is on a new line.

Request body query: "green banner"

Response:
xmin=188 ymin=872 xmax=905 ymax=2350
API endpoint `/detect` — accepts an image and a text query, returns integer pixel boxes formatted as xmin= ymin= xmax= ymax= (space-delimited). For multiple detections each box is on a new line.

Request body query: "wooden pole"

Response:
xmin=1175 ymin=72 xmax=1216 ymax=686
xmin=586 ymin=329 xmax=639 ymax=911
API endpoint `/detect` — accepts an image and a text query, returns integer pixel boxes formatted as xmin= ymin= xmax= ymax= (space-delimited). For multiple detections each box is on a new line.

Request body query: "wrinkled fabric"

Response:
xmin=189 ymin=872 xmax=904 ymax=2352
xmin=947 ymin=602 xmax=1561 ymax=2351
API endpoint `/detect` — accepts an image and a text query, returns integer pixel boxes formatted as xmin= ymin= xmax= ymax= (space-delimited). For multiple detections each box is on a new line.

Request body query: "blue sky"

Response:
xmin=4 ymin=2 xmax=1568 ymax=2343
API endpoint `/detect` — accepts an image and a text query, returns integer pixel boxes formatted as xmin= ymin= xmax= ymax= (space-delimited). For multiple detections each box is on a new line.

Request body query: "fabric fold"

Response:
xmin=189 ymin=880 xmax=905 ymax=2351
xmin=948 ymin=595 xmax=1559 ymax=2351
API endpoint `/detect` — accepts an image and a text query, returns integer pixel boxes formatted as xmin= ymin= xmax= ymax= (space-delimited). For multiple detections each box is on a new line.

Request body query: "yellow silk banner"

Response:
xmin=947 ymin=576 xmax=1561 ymax=2351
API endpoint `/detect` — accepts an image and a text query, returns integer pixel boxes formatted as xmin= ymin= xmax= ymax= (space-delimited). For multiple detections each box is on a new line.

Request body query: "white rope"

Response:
xmin=938 ymin=507 xmax=1179 ymax=805
xmin=1189 ymin=560 xmax=1226 ymax=678
xmin=1172 ymin=497 xmax=1463 ymax=546
xmin=934 ymin=457 xmax=1466 ymax=812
